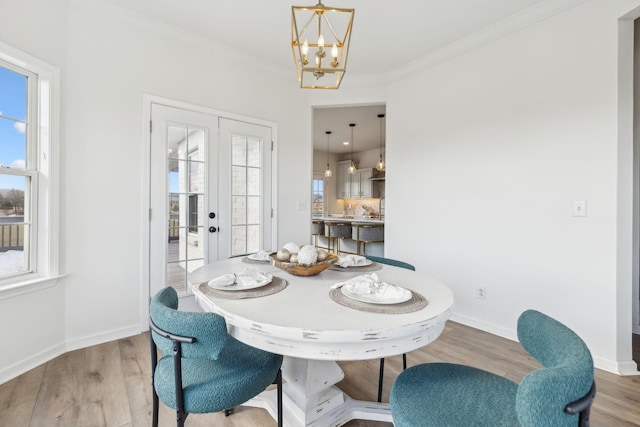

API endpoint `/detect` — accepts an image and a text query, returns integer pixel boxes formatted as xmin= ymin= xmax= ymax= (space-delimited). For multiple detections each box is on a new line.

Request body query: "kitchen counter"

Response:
xmin=320 ymin=215 xmax=384 ymax=224
xmin=313 ymin=217 xmax=385 ymax=257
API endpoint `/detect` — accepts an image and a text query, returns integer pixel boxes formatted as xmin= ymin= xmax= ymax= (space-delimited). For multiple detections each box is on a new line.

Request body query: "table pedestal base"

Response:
xmin=243 ymin=356 xmax=393 ymax=427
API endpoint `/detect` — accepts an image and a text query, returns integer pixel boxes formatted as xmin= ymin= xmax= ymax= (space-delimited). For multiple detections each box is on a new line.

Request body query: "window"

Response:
xmin=188 ymin=194 xmax=198 ymax=233
xmin=0 ymin=42 xmax=59 ymax=290
xmin=312 ymin=174 xmax=324 ymax=218
xmin=231 ymin=135 xmax=262 ymax=256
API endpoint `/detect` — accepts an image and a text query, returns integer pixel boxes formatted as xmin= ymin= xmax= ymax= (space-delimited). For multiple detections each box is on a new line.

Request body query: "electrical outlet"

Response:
xmin=476 ymin=287 xmax=486 ymax=300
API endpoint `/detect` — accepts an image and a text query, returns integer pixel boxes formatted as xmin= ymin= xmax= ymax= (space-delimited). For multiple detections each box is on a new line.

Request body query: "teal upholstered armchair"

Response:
xmin=390 ymin=310 xmax=595 ymax=427
xmin=363 ymin=255 xmax=416 ymax=403
xmin=149 ymin=287 xmax=284 ymax=427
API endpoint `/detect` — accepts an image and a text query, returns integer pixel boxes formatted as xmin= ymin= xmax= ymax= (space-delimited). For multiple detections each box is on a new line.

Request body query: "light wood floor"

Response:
xmin=1 ymin=322 xmax=639 ymax=427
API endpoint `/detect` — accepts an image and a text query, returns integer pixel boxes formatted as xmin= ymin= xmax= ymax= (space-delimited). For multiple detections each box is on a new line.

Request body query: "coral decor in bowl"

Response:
xmin=270 ymin=253 xmax=338 ymax=276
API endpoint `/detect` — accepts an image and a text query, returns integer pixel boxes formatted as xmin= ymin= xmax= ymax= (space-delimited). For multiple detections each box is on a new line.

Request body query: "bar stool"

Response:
xmin=324 ymin=221 xmax=351 ymax=254
xmin=311 ymin=220 xmax=326 ymax=249
xmin=352 ymin=222 xmax=384 ymax=255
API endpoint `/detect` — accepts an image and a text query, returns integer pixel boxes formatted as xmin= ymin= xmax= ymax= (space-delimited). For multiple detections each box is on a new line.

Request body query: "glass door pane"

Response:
xmin=230 ymin=135 xmax=262 ymax=256
xmin=165 ymin=125 xmax=206 ymax=292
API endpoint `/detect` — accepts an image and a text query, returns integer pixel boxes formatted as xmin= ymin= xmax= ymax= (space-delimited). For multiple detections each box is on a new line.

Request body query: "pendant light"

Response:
xmin=348 ymin=123 xmax=357 ymax=174
xmin=291 ymin=1 xmax=355 ymax=89
xmin=324 ymin=131 xmax=333 ymax=178
xmin=376 ymin=113 xmax=386 ymax=171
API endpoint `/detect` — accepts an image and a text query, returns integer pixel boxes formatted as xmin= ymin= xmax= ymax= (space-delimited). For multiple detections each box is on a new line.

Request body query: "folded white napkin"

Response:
xmin=251 ymin=250 xmax=271 ymax=261
xmin=208 ymin=269 xmax=272 ymax=288
xmin=332 ymin=273 xmax=411 ymax=301
xmin=336 ymin=254 xmax=368 ymax=268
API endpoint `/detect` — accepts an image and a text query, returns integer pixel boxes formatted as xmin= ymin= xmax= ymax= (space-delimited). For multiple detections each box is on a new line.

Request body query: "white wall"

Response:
xmin=0 ymin=0 xmax=68 ymax=382
xmin=2 ymin=0 xmax=639 ymax=382
xmin=61 ymin=3 xmax=311 ymax=343
xmin=386 ymin=0 xmax=638 ymax=373
xmin=0 ymin=0 xmax=312 ymax=381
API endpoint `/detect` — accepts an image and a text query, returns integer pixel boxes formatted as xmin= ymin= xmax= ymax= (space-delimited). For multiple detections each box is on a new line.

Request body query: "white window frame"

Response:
xmin=312 ymin=172 xmax=326 ymax=218
xmin=0 ymin=42 xmax=62 ymax=298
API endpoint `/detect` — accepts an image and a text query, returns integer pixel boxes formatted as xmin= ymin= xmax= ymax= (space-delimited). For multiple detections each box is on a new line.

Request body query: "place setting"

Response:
xmin=199 ymin=268 xmax=288 ymax=300
xmin=328 ymin=254 xmax=383 ymax=272
xmin=242 ymin=250 xmax=274 ymax=264
xmin=329 ymin=273 xmax=427 ymax=314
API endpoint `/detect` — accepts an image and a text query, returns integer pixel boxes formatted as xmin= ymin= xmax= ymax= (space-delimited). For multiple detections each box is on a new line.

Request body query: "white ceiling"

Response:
xmin=100 ymin=0 xmax=550 ymax=153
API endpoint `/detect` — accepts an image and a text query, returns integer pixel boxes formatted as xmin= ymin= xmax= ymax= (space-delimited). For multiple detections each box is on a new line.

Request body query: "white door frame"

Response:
xmin=140 ymin=94 xmax=278 ymax=326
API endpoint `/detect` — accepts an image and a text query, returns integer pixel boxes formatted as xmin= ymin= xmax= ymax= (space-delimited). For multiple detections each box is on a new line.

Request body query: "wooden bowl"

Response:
xmin=270 ymin=253 xmax=338 ymax=276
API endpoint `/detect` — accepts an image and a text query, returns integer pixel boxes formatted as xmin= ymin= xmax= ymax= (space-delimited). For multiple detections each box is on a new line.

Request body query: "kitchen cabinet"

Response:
xmin=336 ymin=161 xmax=376 ymax=199
xmin=351 ymin=168 xmax=374 ymax=198
xmin=336 ymin=160 xmax=353 ymax=199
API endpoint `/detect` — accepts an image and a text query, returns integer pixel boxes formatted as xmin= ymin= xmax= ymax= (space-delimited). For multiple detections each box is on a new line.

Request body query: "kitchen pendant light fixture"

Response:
xmin=348 ymin=123 xmax=356 ymax=174
xmin=291 ymin=1 xmax=354 ymax=89
xmin=324 ymin=131 xmax=333 ymax=178
xmin=376 ymin=113 xmax=386 ymax=172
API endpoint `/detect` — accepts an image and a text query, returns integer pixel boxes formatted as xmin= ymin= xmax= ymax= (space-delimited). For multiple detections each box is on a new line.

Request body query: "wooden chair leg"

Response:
xmin=403 ymin=353 xmax=407 ymax=370
xmin=378 ymin=358 xmax=385 ymax=403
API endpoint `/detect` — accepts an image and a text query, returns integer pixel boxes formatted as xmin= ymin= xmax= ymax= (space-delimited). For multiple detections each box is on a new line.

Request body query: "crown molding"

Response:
xmin=67 ymin=0 xmax=291 ymax=82
xmin=384 ymin=0 xmax=588 ymax=84
xmin=67 ymin=0 xmax=587 ymax=89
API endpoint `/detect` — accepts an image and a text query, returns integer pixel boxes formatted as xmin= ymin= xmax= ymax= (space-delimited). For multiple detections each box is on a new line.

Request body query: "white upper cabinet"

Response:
xmin=336 ymin=162 xmax=376 ymax=199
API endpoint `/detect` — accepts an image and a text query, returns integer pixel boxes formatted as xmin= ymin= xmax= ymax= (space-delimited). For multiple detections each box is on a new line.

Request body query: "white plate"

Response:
xmin=247 ymin=254 xmax=271 ymax=262
xmin=341 ymin=283 xmax=412 ymax=304
xmin=337 ymin=259 xmax=373 ymax=268
xmin=208 ymin=273 xmax=272 ymax=291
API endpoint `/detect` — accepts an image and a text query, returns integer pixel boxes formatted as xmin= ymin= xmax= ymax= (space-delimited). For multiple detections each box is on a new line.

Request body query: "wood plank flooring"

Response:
xmin=1 ymin=321 xmax=638 ymax=427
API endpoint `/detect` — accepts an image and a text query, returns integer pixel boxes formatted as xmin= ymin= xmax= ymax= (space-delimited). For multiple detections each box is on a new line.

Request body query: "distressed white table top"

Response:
xmin=190 ymin=257 xmax=454 ymax=360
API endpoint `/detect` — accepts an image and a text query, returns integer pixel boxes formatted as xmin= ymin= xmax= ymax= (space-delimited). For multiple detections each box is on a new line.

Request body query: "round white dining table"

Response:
xmin=189 ymin=256 xmax=454 ymax=427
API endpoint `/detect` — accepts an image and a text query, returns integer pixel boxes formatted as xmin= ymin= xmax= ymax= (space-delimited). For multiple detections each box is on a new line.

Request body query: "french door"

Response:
xmin=149 ymin=103 xmax=273 ymax=296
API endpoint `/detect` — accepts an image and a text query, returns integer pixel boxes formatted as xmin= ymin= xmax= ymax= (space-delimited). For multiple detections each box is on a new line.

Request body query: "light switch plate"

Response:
xmin=571 ymin=200 xmax=586 ymax=217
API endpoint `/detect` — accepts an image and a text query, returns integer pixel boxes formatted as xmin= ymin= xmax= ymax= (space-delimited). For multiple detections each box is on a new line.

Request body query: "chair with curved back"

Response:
xmin=390 ymin=309 xmax=596 ymax=427
xmin=149 ymin=287 xmax=284 ymax=427
xmin=364 ymin=254 xmax=416 ymax=403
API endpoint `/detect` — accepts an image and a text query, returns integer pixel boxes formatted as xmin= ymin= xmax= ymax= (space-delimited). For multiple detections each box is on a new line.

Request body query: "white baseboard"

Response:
xmin=449 ymin=313 xmax=640 ymax=376
xmin=0 ymin=323 xmax=147 ymax=386
xmin=0 ymin=342 xmax=65 ymax=385
xmin=593 ymin=357 xmax=639 ymax=376
xmin=65 ymin=323 xmax=145 ymax=353
xmin=449 ymin=312 xmax=518 ymax=342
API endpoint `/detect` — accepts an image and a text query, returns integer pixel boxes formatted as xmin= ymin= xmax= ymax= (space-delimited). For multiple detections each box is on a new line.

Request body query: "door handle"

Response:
xmin=209 ymin=226 xmax=217 ymax=233
xmin=209 ymin=212 xmax=216 ymax=219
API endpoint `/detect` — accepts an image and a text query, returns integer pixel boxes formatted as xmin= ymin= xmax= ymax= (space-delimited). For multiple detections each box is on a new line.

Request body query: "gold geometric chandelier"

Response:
xmin=291 ymin=1 xmax=355 ymax=89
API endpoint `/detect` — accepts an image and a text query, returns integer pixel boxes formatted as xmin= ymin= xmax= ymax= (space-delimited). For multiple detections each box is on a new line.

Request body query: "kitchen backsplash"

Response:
xmin=336 ymin=198 xmax=383 ymax=217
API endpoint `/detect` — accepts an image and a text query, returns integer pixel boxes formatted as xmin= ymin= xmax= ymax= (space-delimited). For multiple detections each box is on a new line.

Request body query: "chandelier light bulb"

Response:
xmin=331 ymin=43 xmax=338 ymax=58
xmin=302 ymin=39 xmax=309 ymax=56
xmin=376 ymin=156 xmax=385 ymax=171
xmin=318 ymin=34 xmax=325 ymax=50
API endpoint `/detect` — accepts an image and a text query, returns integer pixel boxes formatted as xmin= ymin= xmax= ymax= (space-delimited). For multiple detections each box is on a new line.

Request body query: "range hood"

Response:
xmin=369 ymin=171 xmax=385 ymax=181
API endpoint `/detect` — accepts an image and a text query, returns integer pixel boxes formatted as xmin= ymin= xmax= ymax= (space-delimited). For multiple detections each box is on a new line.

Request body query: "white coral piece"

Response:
xmin=297 ymin=245 xmax=318 ymax=266
xmin=283 ymin=242 xmax=300 ymax=254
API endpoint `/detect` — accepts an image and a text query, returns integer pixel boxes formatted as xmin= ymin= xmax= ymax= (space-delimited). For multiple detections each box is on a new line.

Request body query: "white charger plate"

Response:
xmin=336 ymin=259 xmax=373 ymax=268
xmin=247 ymin=253 xmax=271 ymax=262
xmin=341 ymin=282 xmax=412 ymax=304
xmin=208 ymin=273 xmax=272 ymax=291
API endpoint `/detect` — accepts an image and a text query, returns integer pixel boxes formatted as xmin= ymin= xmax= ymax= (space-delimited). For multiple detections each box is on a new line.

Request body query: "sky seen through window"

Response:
xmin=0 ymin=65 xmax=28 ymax=191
